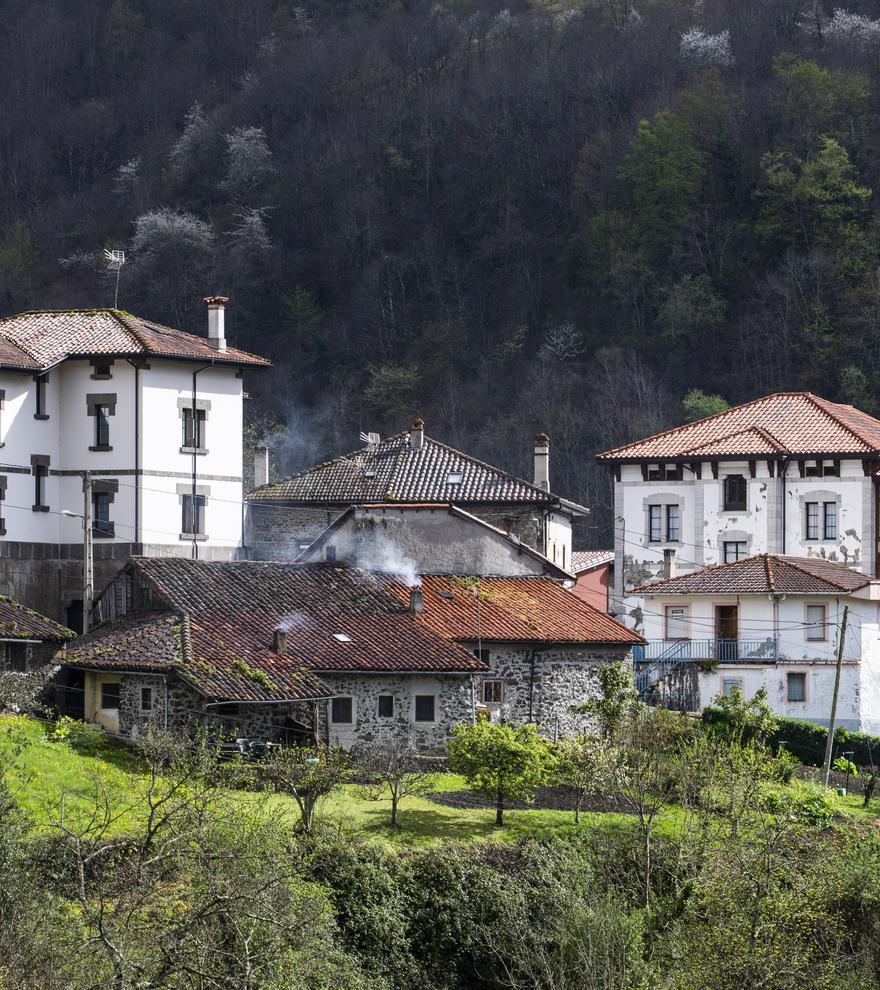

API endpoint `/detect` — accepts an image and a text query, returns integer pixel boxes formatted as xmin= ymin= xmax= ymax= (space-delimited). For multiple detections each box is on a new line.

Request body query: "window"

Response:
xmin=647 ymin=464 xmax=682 ymax=481
xmin=140 ymin=686 xmax=154 ymax=712
xmin=723 ymin=475 xmax=747 ymax=511
xmin=331 ymin=697 xmax=353 ymax=723
xmin=648 ymin=505 xmax=663 ymax=542
xmin=3 ymin=643 xmax=26 ymax=673
xmin=181 ymin=493 xmax=206 ymax=536
xmin=181 ymin=407 xmax=206 ymax=450
xmin=805 ymin=502 xmax=819 ymax=540
xmin=91 ymin=361 xmax=112 ymax=380
xmin=823 ymin=502 xmax=837 ymax=540
xmin=483 ymin=680 xmax=504 ymax=704
xmin=723 ymin=541 xmax=748 ymax=563
xmin=447 ymin=472 xmax=463 ymax=485
xmin=34 ymin=376 xmax=47 ymax=419
xmin=94 ymin=404 xmax=111 ymax=448
xmin=100 ymin=682 xmax=120 ymax=710
xmin=666 ymin=504 xmax=680 ymax=542
xmin=414 ymin=695 xmax=436 ymax=722
xmin=806 ymin=604 xmax=827 ymax=641
xmin=805 ymin=460 xmax=839 ymax=478
xmin=332 ymin=632 xmax=352 ymax=642
xmin=32 ymin=458 xmax=48 ymax=512
xmin=721 ymin=677 xmax=743 ymax=698
xmin=378 ymin=695 xmax=394 ymax=718
xmin=93 ymin=492 xmax=113 ymax=536
xmin=0 ymin=476 xmax=7 ymax=535
xmin=665 ymin=605 xmax=690 ymax=641
xmin=787 ymin=672 xmax=806 ymax=703
xmin=325 ymin=546 xmax=337 ymax=562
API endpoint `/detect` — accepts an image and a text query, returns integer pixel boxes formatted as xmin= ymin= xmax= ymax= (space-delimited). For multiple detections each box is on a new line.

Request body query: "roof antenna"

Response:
xmin=103 ymin=249 xmax=126 ymax=309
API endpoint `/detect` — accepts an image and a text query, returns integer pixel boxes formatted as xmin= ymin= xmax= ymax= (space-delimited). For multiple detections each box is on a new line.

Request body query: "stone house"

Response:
xmin=0 ymin=300 xmax=269 ymax=626
xmin=0 ymin=595 xmax=74 ymax=703
xmin=294 ymin=503 xmax=574 ymax=581
xmin=388 ymin=575 xmax=643 ymax=740
xmin=596 ymin=391 xmax=880 ymax=622
xmin=61 ymin=557 xmax=485 ymax=749
xmin=634 ymin=554 xmax=880 ymax=732
xmin=245 ymin=420 xmax=588 ymax=570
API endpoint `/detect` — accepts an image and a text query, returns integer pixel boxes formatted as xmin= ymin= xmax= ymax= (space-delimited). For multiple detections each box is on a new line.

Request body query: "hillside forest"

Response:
xmin=3 ymin=0 xmax=880 ymax=536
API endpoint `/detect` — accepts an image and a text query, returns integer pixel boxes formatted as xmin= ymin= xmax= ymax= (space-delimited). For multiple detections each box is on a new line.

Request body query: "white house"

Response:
xmin=0 ymin=299 xmax=269 ymax=625
xmin=634 ymin=554 xmax=880 ymax=732
xmin=596 ymin=392 xmax=880 ymax=621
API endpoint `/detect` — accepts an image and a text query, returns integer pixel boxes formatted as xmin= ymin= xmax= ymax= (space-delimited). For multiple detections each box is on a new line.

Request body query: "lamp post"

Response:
xmin=62 ymin=471 xmax=93 ymax=634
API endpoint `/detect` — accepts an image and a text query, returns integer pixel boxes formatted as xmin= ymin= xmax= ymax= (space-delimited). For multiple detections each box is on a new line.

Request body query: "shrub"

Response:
xmin=44 ymin=717 xmax=104 ymax=754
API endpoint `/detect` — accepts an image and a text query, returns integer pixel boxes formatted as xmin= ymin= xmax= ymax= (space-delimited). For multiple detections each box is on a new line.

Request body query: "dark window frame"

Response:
xmin=414 ymin=694 xmax=436 ymax=722
xmin=100 ymin=682 xmax=121 ymax=710
xmin=805 ymin=502 xmax=819 ymax=541
xmin=34 ymin=375 xmax=48 ymax=420
xmin=181 ymin=493 xmax=206 ymax=537
xmin=331 ymin=696 xmax=353 ymax=724
xmin=377 ymin=695 xmax=394 ymax=718
xmin=181 ymin=407 xmax=207 ymax=451
xmin=665 ymin=504 xmax=680 ymax=542
xmin=723 ymin=541 xmax=748 ymax=563
xmin=723 ymin=475 xmax=747 ymax=511
xmin=787 ymin=671 xmax=806 ymax=703
xmin=823 ymin=501 xmax=837 ymax=540
xmin=648 ymin=504 xmax=662 ymax=543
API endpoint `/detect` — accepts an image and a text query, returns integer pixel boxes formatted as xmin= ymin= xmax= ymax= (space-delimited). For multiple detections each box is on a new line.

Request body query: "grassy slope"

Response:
xmin=2 ymin=715 xmax=874 ymax=848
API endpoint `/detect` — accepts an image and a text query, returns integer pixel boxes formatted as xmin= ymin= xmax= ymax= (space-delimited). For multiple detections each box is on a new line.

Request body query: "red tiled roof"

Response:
xmin=0 ymin=596 xmax=74 ymax=641
xmin=386 ymin=575 xmax=643 ymax=644
xmin=247 ymin=428 xmax=558 ymax=506
xmin=634 ymin=554 xmax=872 ymax=595
xmin=66 ymin=559 xmax=485 ymax=702
xmin=597 ymin=392 xmax=880 ymax=461
xmin=0 ymin=310 xmax=270 ymax=371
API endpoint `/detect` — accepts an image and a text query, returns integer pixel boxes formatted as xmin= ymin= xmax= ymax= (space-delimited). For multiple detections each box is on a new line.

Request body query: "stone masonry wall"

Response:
xmin=245 ymin=505 xmax=345 ymax=561
xmin=319 ymin=672 xmax=475 ymax=753
xmin=481 ymin=643 xmax=633 ymax=739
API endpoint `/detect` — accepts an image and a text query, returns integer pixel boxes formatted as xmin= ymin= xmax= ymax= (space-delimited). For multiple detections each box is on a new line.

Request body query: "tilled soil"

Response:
xmin=426 ymin=785 xmax=634 ymax=814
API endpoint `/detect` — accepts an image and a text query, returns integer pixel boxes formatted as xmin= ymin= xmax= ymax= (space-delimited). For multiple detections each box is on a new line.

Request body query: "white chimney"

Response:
xmin=663 ymin=548 xmax=676 ymax=580
xmin=410 ymin=417 xmax=425 ymax=451
xmin=254 ymin=445 xmax=269 ymax=488
xmin=534 ymin=433 xmax=550 ymax=491
xmin=204 ymin=295 xmax=228 ymax=352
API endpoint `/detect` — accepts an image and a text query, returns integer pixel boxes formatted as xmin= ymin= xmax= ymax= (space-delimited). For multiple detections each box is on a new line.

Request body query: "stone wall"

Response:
xmin=245 ymin=504 xmax=344 ymax=561
xmin=479 ymin=643 xmax=633 ymax=738
xmin=458 ymin=506 xmax=545 ymax=552
xmin=318 ymin=671 xmax=475 ymax=753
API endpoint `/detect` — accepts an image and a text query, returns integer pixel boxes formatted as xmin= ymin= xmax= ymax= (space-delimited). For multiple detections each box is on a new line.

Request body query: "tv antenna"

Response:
xmin=103 ymin=249 xmax=126 ymax=308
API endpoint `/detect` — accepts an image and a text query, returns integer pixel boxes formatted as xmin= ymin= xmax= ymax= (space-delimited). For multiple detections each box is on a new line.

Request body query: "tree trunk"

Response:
xmin=496 ymin=786 xmax=504 ymax=827
xmin=575 ymin=799 xmax=581 ymax=825
xmin=391 ymin=793 xmax=398 ymax=827
xmin=643 ymin=827 xmax=651 ymax=908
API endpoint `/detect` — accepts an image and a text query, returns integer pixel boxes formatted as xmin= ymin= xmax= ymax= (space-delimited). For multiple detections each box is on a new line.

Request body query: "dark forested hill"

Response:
xmin=2 ymin=0 xmax=880 ymax=541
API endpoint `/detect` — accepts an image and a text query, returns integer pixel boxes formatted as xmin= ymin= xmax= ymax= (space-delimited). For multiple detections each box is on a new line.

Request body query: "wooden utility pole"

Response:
xmin=82 ymin=471 xmax=93 ymax=634
xmin=822 ymin=604 xmax=849 ymax=787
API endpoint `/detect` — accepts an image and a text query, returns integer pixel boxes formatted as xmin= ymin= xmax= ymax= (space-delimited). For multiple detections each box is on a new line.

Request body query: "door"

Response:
xmin=715 ymin=605 xmax=738 ymax=661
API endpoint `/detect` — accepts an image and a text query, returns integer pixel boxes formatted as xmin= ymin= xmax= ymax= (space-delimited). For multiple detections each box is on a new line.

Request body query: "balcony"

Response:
xmin=633 ymin=638 xmax=779 ymax=666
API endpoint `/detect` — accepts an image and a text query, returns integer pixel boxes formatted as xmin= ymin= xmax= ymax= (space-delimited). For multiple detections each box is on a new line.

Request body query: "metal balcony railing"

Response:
xmin=632 ymin=638 xmax=779 ymax=666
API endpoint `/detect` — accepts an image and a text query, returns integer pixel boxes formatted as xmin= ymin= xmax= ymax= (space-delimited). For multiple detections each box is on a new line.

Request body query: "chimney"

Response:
xmin=410 ymin=417 xmax=425 ymax=451
xmin=663 ymin=548 xmax=676 ymax=580
xmin=204 ymin=295 xmax=229 ymax=352
xmin=534 ymin=433 xmax=550 ymax=491
xmin=254 ymin=445 xmax=269 ymax=488
xmin=273 ymin=628 xmax=287 ymax=656
xmin=409 ymin=586 xmax=424 ymax=614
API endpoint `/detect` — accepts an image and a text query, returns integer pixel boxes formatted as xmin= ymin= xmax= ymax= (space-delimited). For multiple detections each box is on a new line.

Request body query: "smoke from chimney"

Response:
xmin=204 ymin=295 xmax=229 ymax=352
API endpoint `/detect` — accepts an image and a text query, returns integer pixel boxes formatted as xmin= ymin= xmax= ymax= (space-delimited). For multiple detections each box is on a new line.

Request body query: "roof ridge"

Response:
xmin=808 ymin=394 xmax=880 ymax=450
xmin=765 ymin=554 xmax=775 ymax=593
xmin=676 ymin=424 xmax=787 ymax=456
xmin=778 ymin=554 xmax=867 ymax=591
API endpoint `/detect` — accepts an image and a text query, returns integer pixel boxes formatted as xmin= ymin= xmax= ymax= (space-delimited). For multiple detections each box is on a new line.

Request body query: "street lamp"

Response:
xmin=62 ymin=471 xmax=93 ymax=634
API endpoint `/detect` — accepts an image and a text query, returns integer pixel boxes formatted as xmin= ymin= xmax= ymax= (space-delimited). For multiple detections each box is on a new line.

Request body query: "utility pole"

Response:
xmin=822 ymin=604 xmax=849 ymax=787
xmin=82 ymin=471 xmax=93 ymax=634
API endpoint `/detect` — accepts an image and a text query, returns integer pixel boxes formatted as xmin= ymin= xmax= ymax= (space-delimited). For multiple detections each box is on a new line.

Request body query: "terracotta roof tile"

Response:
xmin=386 ymin=575 xmax=643 ymax=644
xmin=597 ymin=392 xmax=880 ymax=461
xmin=0 ymin=596 xmax=75 ymax=641
xmin=634 ymin=554 xmax=872 ymax=595
xmin=570 ymin=550 xmax=614 ymax=573
xmin=247 ymin=429 xmax=558 ymax=506
xmin=0 ymin=310 xmax=270 ymax=371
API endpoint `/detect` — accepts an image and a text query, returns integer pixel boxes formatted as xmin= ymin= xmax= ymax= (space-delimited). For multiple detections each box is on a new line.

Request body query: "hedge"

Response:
xmin=701 ymin=707 xmax=880 ymax=768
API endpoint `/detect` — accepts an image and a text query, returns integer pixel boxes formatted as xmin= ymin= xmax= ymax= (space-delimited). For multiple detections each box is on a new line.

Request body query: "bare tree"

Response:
xmin=356 ymin=739 xmax=434 ymax=827
xmin=259 ymin=744 xmax=350 ymax=833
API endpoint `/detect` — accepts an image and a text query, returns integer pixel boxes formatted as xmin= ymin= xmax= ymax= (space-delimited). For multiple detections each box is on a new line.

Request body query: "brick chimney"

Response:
xmin=273 ymin=627 xmax=287 ymax=655
xmin=204 ymin=295 xmax=229 ymax=352
xmin=663 ymin=548 xmax=676 ymax=580
xmin=534 ymin=433 xmax=550 ymax=491
xmin=254 ymin=445 xmax=269 ymax=488
xmin=410 ymin=417 xmax=425 ymax=451
xmin=409 ymin=586 xmax=424 ymax=614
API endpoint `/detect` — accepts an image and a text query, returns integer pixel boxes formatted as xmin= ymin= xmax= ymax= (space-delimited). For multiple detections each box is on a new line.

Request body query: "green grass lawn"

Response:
xmin=2 ymin=714 xmax=875 ymax=848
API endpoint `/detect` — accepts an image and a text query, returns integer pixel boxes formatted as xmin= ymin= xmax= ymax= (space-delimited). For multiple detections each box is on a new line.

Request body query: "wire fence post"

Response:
xmin=822 ymin=604 xmax=849 ymax=787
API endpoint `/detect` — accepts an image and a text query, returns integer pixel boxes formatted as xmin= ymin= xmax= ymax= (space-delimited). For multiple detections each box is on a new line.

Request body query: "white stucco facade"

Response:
xmin=612 ymin=458 xmax=874 ymax=614
xmin=637 ymin=588 xmax=880 ymax=732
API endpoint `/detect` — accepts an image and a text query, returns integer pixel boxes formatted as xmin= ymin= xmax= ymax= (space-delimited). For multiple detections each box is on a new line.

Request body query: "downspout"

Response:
xmin=125 ymin=359 xmax=141 ymax=546
xmin=780 ymin=458 xmax=790 ymax=555
xmin=191 ymin=363 xmax=212 ymax=560
xmin=528 ymin=649 xmax=536 ymax=722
